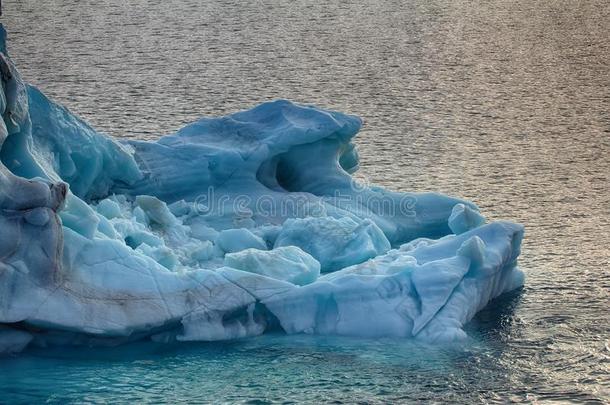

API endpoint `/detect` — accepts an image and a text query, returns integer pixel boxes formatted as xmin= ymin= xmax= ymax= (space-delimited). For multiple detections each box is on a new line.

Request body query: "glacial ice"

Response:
xmin=224 ymin=246 xmax=320 ymax=286
xmin=0 ymin=25 xmax=524 ymax=353
xmin=274 ymin=216 xmax=391 ymax=273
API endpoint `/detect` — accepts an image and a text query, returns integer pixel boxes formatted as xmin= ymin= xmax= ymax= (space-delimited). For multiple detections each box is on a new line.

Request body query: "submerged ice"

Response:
xmin=0 ymin=25 xmax=524 ymax=354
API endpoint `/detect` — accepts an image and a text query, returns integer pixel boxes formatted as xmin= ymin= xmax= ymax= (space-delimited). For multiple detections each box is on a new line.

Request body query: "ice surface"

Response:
xmin=265 ymin=221 xmax=524 ymax=341
xmin=0 ymin=25 xmax=524 ymax=353
xmin=224 ymin=246 xmax=320 ymax=286
xmin=274 ymin=216 xmax=390 ymax=273
xmin=448 ymin=203 xmax=486 ymax=235
xmin=216 ymin=229 xmax=268 ymax=253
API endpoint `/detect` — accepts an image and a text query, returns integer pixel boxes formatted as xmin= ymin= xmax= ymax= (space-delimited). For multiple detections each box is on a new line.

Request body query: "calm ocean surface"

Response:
xmin=2 ymin=0 xmax=609 ymax=402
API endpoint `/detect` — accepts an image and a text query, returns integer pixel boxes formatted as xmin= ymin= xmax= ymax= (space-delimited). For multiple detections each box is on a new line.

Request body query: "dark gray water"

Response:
xmin=2 ymin=0 xmax=609 ymax=402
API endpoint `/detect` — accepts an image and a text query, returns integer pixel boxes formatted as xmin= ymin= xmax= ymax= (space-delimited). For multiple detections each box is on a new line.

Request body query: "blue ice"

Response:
xmin=0 ymin=25 xmax=524 ymax=354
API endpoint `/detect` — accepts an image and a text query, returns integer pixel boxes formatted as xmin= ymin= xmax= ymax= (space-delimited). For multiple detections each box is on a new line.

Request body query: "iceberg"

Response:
xmin=0 ymin=25 xmax=524 ymax=353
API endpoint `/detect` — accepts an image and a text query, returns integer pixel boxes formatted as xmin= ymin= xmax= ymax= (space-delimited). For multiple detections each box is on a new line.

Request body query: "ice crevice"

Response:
xmin=0 ymin=25 xmax=524 ymax=354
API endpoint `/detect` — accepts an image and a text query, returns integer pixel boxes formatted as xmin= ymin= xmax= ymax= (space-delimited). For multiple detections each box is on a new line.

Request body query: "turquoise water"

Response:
xmin=1 ymin=294 xmax=536 ymax=403
xmin=2 ymin=0 xmax=609 ymax=402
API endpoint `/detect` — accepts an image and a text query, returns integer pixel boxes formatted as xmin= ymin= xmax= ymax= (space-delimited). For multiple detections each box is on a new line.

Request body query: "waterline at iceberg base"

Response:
xmin=0 ymin=25 xmax=524 ymax=355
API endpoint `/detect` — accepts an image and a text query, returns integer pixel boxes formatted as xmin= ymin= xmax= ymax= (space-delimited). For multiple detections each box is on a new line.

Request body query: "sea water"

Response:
xmin=1 ymin=0 xmax=608 ymax=402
